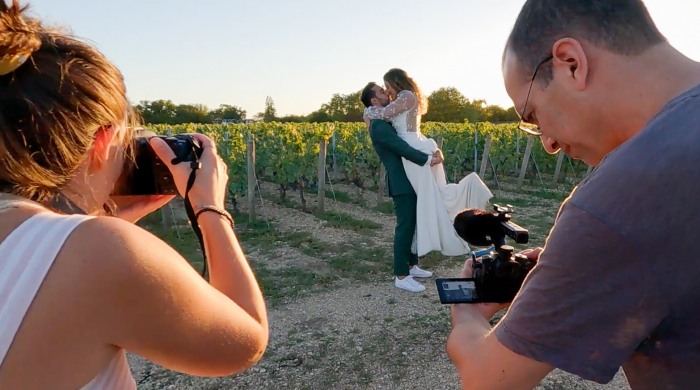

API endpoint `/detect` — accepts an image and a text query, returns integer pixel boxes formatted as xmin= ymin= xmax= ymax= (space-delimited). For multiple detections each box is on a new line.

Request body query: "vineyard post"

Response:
xmin=247 ymin=140 xmax=256 ymax=221
xmin=473 ymin=129 xmax=479 ymax=172
xmin=515 ymin=130 xmax=521 ymax=171
xmin=517 ymin=136 xmax=535 ymax=190
xmin=222 ymin=130 xmax=230 ymax=158
xmin=552 ymin=152 xmax=566 ymax=186
xmin=479 ymin=136 xmax=492 ymax=178
xmin=331 ymin=124 xmax=338 ymax=178
xmin=317 ymin=139 xmax=327 ymax=213
xmin=378 ymin=164 xmax=386 ymax=203
xmin=160 ymin=199 xmax=174 ymax=231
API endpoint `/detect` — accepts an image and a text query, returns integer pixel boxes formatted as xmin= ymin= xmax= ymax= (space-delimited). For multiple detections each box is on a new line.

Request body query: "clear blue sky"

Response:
xmin=26 ymin=0 xmax=700 ymax=118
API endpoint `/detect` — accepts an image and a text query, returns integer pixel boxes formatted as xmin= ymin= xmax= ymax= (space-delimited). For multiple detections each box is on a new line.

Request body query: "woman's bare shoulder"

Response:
xmin=61 ymin=216 xmax=191 ymax=285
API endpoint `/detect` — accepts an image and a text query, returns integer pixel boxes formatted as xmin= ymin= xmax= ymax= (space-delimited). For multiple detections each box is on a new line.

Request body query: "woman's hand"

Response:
xmin=110 ymin=195 xmax=175 ymax=223
xmin=149 ymin=134 xmax=229 ymax=209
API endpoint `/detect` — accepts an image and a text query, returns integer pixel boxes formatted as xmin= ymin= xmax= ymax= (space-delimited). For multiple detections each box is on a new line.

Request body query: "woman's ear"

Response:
xmin=88 ymin=125 xmax=119 ymax=171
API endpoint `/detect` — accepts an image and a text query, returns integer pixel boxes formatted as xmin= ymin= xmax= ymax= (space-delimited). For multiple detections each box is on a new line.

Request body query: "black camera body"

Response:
xmin=112 ymin=129 xmax=203 ymax=196
xmin=471 ymin=244 xmax=536 ymax=303
xmin=449 ymin=204 xmax=536 ymax=303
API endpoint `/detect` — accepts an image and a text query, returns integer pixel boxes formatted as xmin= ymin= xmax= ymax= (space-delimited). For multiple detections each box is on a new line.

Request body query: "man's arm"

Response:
xmin=369 ymin=119 xmax=429 ymax=166
xmin=448 ymin=305 xmax=553 ymax=390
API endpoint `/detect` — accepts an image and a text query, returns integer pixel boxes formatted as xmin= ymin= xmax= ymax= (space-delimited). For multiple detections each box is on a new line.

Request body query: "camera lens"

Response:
xmin=443 ymin=283 xmax=449 ymax=289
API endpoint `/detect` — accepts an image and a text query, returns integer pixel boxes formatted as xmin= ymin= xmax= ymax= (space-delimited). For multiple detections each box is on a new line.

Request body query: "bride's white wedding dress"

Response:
xmin=365 ymin=90 xmax=493 ymax=256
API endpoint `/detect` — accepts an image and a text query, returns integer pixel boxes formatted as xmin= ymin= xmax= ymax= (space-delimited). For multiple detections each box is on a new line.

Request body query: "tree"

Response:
xmin=423 ymin=87 xmax=470 ymax=123
xmin=174 ymin=104 xmax=210 ymax=124
xmin=209 ymin=104 xmax=246 ymax=122
xmin=263 ymin=96 xmax=277 ymax=122
xmin=482 ymin=104 xmax=519 ymax=123
xmin=306 ymin=109 xmax=332 ymax=123
xmin=277 ymin=115 xmax=306 ymax=123
xmin=320 ymin=90 xmax=364 ymax=122
xmin=136 ymin=100 xmax=178 ymax=124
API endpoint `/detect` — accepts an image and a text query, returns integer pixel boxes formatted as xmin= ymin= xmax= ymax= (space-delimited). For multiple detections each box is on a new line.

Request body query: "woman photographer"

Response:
xmin=0 ymin=1 xmax=268 ymax=388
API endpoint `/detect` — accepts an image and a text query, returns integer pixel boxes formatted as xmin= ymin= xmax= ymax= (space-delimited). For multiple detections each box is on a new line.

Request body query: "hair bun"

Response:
xmin=0 ymin=0 xmax=41 ymax=75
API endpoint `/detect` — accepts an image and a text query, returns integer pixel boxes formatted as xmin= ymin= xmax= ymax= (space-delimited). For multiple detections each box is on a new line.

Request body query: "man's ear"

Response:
xmin=370 ymin=96 xmax=379 ymax=106
xmin=551 ymin=38 xmax=589 ymax=91
xmin=89 ymin=125 xmax=119 ymax=171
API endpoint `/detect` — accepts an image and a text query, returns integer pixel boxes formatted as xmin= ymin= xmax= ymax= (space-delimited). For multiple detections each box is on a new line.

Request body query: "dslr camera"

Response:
xmin=436 ymin=204 xmax=536 ymax=304
xmin=112 ymin=129 xmax=203 ymax=196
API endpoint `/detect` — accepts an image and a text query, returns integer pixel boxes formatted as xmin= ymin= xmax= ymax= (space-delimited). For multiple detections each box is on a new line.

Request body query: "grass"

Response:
xmin=373 ymin=200 xmax=395 ymax=215
xmin=317 ymin=210 xmax=380 ymax=233
xmin=140 ymin=177 xmax=566 ymax=307
xmin=418 ymin=251 xmax=465 ymax=272
xmin=216 ymin=212 xmax=393 ymax=304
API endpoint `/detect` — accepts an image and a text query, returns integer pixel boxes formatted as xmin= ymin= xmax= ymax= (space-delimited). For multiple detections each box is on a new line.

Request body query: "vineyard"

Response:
xmin=131 ymin=121 xmax=630 ymax=389
xmin=146 ymin=121 xmax=591 ymax=209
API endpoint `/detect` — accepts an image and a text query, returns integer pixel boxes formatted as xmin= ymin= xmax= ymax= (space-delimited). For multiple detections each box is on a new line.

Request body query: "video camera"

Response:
xmin=436 ymin=204 xmax=537 ymax=304
xmin=112 ymin=129 xmax=203 ymax=196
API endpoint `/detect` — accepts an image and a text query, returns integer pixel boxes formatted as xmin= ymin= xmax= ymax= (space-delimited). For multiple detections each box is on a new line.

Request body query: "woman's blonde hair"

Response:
xmin=383 ymin=68 xmax=428 ymax=115
xmin=0 ymin=0 xmax=136 ymax=202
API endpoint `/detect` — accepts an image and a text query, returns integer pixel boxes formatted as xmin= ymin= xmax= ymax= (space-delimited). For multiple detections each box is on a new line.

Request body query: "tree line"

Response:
xmin=135 ymin=87 xmax=518 ymax=125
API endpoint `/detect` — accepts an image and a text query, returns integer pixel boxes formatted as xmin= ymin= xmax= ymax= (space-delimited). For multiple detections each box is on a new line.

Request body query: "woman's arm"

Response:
xmin=91 ymin=133 xmax=268 ymax=376
xmin=87 ymin=216 xmax=268 ymax=377
xmin=365 ymin=90 xmax=417 ymax=120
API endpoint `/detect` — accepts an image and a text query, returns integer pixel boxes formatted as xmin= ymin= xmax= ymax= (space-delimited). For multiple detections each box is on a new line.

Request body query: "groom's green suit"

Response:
xmin=368 ymin=119 xmax=430 ymax=276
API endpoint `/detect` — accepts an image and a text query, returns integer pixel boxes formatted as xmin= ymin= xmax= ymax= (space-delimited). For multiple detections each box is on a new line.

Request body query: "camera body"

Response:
xmin=445 ymin=204 xmax=536 ymax=303
xmin=471 ymin=244 xmax=536 ymax=303
xmin=111 ymin=129 xmax=203 ymax=196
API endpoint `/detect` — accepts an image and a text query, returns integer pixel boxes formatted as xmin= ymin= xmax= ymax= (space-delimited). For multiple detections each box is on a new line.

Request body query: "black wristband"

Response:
xmin=194 ymin=205 xmax=234 ymax=229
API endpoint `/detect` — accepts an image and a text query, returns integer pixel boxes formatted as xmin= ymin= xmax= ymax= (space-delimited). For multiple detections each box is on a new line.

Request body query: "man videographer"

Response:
xmin=447 ymin=0 xmax=700 ymax=389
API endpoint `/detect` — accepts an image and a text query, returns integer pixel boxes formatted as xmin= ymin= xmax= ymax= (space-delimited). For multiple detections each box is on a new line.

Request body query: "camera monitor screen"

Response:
xmin=436 ymin=278 xmax=481 ymax=304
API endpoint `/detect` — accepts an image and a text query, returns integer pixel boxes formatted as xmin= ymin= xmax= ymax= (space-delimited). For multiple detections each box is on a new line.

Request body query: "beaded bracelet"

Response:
xmin=194 ymin=205 xmax=234 ymax=229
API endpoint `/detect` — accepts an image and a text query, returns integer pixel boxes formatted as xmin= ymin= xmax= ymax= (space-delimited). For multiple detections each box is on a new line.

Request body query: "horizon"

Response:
xmin=25 ymin=0 xmax=700 ymax=118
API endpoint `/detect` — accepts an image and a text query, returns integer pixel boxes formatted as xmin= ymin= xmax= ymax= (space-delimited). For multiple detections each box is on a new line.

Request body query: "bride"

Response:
xmin=363 ymin=68 xmax=493 ymax=257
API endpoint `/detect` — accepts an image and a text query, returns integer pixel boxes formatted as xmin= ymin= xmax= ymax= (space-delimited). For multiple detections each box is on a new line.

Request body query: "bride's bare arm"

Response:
xmin=365 ymin=90 xmax=417 ymax=120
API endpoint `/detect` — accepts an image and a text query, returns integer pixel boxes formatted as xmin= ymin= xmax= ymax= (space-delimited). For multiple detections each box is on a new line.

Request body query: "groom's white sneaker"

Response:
xmin=395 ymin=276 xmax=426 ymax=293
xmin=409 ymin=266 xmax=433 ymax=278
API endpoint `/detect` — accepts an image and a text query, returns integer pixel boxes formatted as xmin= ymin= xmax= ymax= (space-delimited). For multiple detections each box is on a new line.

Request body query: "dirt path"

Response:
xmin=130 ymin=281 xmax=629 ymax=389
xmin=132 ymin=181 xmax=631 ymax=389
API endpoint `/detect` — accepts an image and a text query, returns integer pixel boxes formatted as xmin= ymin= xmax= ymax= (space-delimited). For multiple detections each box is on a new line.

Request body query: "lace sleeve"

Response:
xmin=365 ymin=90 xmax=417 ymax=120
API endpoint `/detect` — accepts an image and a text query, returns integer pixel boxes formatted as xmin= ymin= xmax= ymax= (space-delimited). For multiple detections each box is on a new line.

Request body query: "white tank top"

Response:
xmin=0 ymin=201 xmax=136 ymax=389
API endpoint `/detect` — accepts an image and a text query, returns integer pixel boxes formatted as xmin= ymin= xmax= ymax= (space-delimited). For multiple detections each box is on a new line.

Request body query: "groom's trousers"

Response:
xmin=392 ymin=193 xmax=419 ymax=276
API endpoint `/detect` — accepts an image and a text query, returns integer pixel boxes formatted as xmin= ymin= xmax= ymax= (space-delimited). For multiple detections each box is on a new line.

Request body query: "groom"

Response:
xmin=361 ymin=82 xmax=444 ymax=293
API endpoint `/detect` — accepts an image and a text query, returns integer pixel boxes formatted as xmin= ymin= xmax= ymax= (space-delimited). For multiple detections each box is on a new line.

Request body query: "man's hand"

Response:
xmin=519 ymin=247 xmax=543 ymax=262
xmin=447 ymin=254 xmax=554 ymax=389
xmin=430 ymin=149 xmax=444 ymax=166
xmin=452 ymin=257 xmax=508 ymax=322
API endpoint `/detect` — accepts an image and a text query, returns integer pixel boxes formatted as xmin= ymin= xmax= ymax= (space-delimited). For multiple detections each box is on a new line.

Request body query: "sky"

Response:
xmin=25 ymin=0 xmax=700 ymax=118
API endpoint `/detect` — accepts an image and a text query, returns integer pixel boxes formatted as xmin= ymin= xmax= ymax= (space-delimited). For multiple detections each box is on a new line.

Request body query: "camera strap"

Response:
xmin=172 ymin=152 xmax=209 ymax=280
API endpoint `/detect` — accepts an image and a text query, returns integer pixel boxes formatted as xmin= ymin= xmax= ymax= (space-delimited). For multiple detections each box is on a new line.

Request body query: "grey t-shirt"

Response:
xmin=495 ymin=83 xmax=700 ymax=388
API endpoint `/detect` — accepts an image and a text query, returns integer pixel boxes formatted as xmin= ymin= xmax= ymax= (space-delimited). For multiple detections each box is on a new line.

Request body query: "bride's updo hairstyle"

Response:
xmin=0 ymin=0 xmax=135 ymax=202
xmin=383 ymin=68 xmax=429 ymax=115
